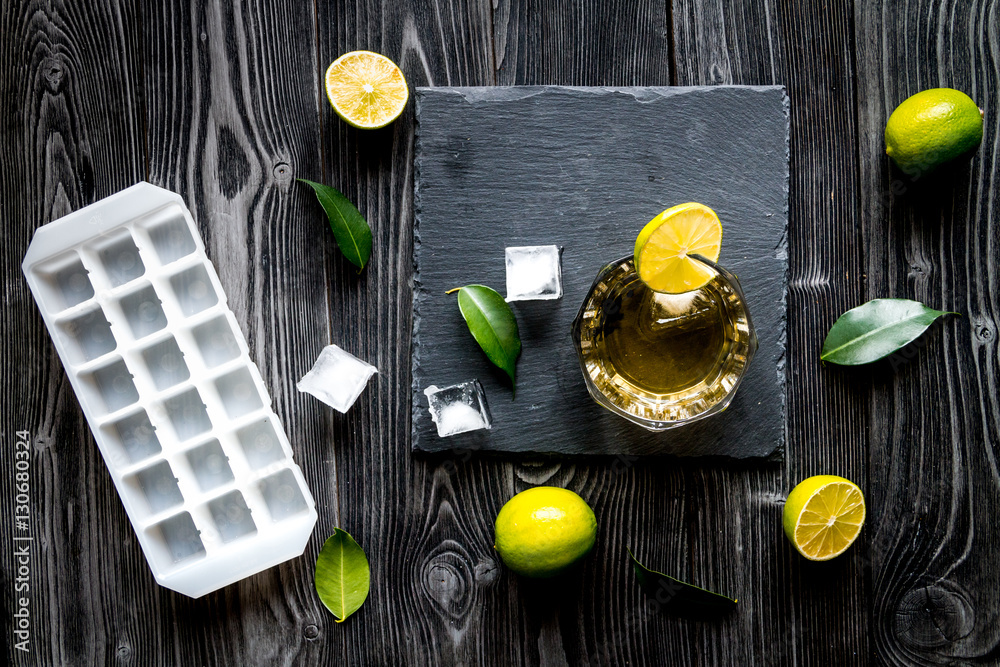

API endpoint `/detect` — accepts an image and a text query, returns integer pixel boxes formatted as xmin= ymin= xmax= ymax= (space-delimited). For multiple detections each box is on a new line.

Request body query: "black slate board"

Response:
xmin=412 ymin=86 xmax=788 ymax=458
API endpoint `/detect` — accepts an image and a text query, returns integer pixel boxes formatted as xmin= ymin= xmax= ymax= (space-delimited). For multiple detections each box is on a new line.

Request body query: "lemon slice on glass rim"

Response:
xmin=633 ymin=202 xmax=723 ymax=293
xmin=325 ymin=50 xmax=408 ymax=129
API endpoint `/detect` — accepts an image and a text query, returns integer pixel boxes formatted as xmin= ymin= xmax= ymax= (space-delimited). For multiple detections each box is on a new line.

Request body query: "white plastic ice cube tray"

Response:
xmin=21 ymin=182 xmax=317 ymax=598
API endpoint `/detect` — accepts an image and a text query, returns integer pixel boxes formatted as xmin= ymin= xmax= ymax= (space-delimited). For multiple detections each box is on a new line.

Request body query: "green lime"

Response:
xmin=884 ymin=88 xmax=984 ymax=175
xmin=493 ymin=486 xmax=597 ymax=578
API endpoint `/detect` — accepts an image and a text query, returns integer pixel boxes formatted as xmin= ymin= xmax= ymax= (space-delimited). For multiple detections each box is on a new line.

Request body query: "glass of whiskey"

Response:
xmin=571 ymin=253 xmax=757 ymax=431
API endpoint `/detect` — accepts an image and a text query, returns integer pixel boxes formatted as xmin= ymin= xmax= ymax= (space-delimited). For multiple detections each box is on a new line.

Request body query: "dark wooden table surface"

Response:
xmin=3 ymin=1 xmax=998 ymax=665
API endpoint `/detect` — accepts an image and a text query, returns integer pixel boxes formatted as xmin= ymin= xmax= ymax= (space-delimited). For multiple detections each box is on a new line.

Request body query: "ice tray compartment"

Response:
xmin=80 ymin=357 xmax=139 ymax=414
xmin=56 ymin=306 xmax=116 ymax=364
xmin=235 ymin=417 xmax=288 ymax=470
xmin=146 ymin=512 xmax=206 ymax=569
xmin=124 ymin=460 xmax=184 ymax=518
xmin=102 ymin=408 xmax=162 ymax=467
xmin=213 ymin=367 xmax=264 ymax=419
xmin=161 ymin=387 xmax=213 ymax=442
xmin=190 ymin=314 xmax=242 ymax=368
xmin=21 ymin=182 xmax=316 ymax=598
xmin=206 ymin=490 xmax=257 ymax=543
xmin=138 ymin=206 xmax=197 ymax=265
xmin=258 ymin=468 xmax=309 ymax=521
xmin=169 ymin=264 xmax=219 ymax=316
xmin=31 ymin=251 xmax=95 ymax=312
xmin=93 ymin=229 xmax=145 ymax=288
xmin=185 ymin=438 xmax=234 ymax=492
xmin=140 ymin=336 xmax=190 ymax=390
xmin=118 ymin=284 xmax=168 ymax=340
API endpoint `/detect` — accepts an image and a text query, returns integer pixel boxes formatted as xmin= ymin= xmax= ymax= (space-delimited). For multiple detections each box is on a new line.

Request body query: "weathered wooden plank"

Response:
xmin=313 ymin=2 xmax=506 ymax=665
xmin=669 ymin=0 xmax=873 ymax=664
xmin=488 ymin=3 xmax=710 ymax=667
xmin=498 ymin=3 xmax=865 ymax=664
xmin=1 ymin=1 xmax=146 ymax=665
xmin=137 ymin=1 xmax=333 ymax=664
xmin=855 ymin=1 xmax=1000 ymax=663
xmin=493 ymin=0 xmax=674 ymax=86
xmin=11 ymin=1 xmax=994 ymax=665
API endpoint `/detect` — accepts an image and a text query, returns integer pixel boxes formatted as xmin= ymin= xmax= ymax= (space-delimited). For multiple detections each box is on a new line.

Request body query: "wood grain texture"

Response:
xmin=3 ymin=1 xmax=332 ymax=665
xmin=486 ymin=4 xmax=725 ymax=666
xmin=671 ymin=0 xmax=874 ymax=663
xmin=4 ymin=0 xmax=999 ymax=665
xmin=1 ymin=1 xmax=146 ymax=665
xmin=313 ymin=1 xmax=509 ymax=666
xmin=139 ymin=1 xmax=333 ymax=665
xmin=855 ymin=1 xmax=1000 ymax=664
xmin=493 ymin=0 xmax=674 ymax=86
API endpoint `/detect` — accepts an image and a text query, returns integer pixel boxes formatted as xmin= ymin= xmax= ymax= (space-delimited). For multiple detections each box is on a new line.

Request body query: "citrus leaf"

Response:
xmin=454 ymin=285 xmax=521 ymax=388
xmin=298 ymin=179 xmax=372 ymax=269
xmin=315 ymin=528 xmax=370 ymax=623
xmin=628 ymin=548 xmax=737 ymax=619
xmin=820 ymin=298 xmax=957 ymax=366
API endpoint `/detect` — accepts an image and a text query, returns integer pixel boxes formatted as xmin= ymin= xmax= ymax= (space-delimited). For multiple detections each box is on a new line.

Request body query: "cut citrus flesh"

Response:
xmin=633 ymin=202 xmax=723 ymax=293
xmin=325 ymin=51 xmax=408 ymax=129
xmin=783 ymin=475 xmax=865 ymax=561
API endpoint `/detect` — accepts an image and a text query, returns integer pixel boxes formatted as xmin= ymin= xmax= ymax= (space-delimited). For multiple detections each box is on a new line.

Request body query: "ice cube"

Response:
xmin=645 ymin=288 xmax=721 ymax=336
xmin=297 ymin=344 xmax=377 ymax=413
xmin=505 ymin=245 xmax=563 ymax=301
xmin=648 ymin=290 xmax=701 ymax=320
xmin=423 ymin=380 xmax=492 ymax=437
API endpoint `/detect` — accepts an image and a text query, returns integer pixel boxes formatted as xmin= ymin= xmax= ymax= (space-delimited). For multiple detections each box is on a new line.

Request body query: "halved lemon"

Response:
xmin=633 ymin=202 xmax=723 ymax=293
xmin=325 ymin=51 xmax=408 ymax=129
xmin=782 ymin=475 xmax=866 ymax=561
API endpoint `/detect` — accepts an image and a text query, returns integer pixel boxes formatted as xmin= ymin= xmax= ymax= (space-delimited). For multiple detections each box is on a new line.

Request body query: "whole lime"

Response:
xmin=493 ymin=486 xmax=597 ymax=578
xmin=884 ymin=88 xmax=984 ymax=175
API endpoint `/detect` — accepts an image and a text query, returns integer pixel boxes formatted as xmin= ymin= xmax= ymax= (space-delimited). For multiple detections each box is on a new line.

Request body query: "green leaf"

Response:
xmin=298 ymin=178 xmax=373 ymax=269
xmin=820 ymin=298 xmax=957 ymax=366
xmin=628 ymin=548 xmax=737 ymax=619
xmin=453 ymin=285 xmax=522 ymax=388
xmin=315 ymin=528 xmax=370 ymax=623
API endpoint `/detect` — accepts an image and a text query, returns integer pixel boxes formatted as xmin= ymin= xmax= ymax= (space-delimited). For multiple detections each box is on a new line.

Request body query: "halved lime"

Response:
xmin=782 ymin=475 xmax=865 ymax=561
xmin=633 ymin=203 xmax=722 ymax=294
xmin=325 ymin=51 xmax=408 ymax=129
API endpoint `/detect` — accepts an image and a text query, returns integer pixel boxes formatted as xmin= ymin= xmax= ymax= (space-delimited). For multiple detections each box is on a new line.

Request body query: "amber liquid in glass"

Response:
xmin=598 ymin=280 xmax=736 ymax=394
xmin=572 ymin=256 xmax=755 ymax=428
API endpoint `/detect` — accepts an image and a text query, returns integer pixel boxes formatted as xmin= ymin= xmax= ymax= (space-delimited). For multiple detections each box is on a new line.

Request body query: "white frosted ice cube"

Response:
xmin=297 ymin=344 xmax=377 ymax=413
xmin=423 ymin=380 xmax=492 ymax=437
xmin=505 ymin=245 xmax=563 ymax=301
